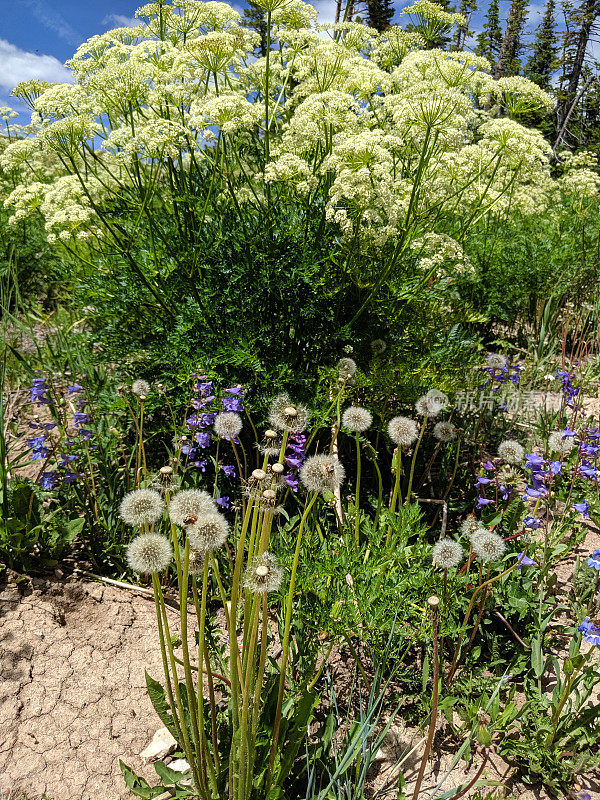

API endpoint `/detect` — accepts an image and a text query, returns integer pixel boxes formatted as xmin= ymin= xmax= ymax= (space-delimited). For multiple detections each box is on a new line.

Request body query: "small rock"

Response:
xmin=169 ymin=759 xmax=190 ymax=773
xmin=54 ymin=569 xmax=64 ymax=579
xmin=140 ymin=727 xmax=178 ymax=762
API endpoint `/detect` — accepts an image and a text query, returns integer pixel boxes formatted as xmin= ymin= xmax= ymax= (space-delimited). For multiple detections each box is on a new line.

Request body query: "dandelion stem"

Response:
xmin=354 ymin=432 xmax=361 ymax=545
xmin=406 ymin=417 xmax=427 ymax=505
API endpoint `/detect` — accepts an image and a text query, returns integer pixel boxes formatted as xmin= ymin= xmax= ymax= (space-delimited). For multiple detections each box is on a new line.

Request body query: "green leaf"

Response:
xmin=119 ymin=760 xmax=165 ymax=798
xmin=155 ymin=760 xmax=189 ymax=785
xmin=145 ymin=671 xmax=181 ymax=744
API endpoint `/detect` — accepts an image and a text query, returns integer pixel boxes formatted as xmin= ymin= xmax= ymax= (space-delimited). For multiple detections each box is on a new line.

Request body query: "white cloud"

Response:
xmin=102 ymin=13 xmax=139 ymax=28
xmin=314 ymin=0 xmax=340 ymax=25
xmin=0 ymin=39 xmax=71 ymax=92
xmin=21 ymin=0 xmax=81 ymax=45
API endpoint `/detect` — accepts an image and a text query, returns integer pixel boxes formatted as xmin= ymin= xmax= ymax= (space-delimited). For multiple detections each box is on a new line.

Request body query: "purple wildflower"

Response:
xmin=573 ymin=500 xmax=590 ymax=518
xmin=39 ymin=472 xmax=58 ymax=490
xmin=223 ymin=396 xmax=243 ymax=413
xmin=195 ymin=432 xmax=211 ymax=448
xmin=577 ymin=616 xmax=600 ymax=645
xmin=476 ymin=496 xmax=494 ymax=508
xmin=214 ymin=496 xmax=230 ymax=509
xmin=524 ymin=515 xmax=541 ymax=529
xmin=516 ymin=552 xmax=537 ymax=569
xmin=221 ymin=464 xmax=236 ymax=478
xmin=67 ymin=384 xmax=84 ymax=394
xmin=587 ymin=550 xmax=600 ymax=570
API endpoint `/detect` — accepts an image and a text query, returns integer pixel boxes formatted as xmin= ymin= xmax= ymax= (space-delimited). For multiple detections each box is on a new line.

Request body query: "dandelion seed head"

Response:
xmin=388 ymin=416 xmax=419 ymax=447
xmin=268 ymin=394 xmax=309 ymax=433
xmin=186 ymin=513 xmax=229 ymax=553
xmin=486 ymin=353 xmax=507 ymax=370
xmin=548 ymin=431 xmax=575 ymax=455
xmin=433 ymin=421 xmax=457 ymax=442
xmin=432 ymin=538 xmax=463 ymax=569
xmin=169 ymin=489 xmax=214 ymax=527
xmin=214 ymin=412 xmax=242 ymax=439
xmin=337 ymin=357 xmax=357 ymax=381
xmin=127 ymin=533 xmax=172 ymax=574
xmin=498 ymin=439 xmax=524 ymax=465
xmin=460 ymin=516 xmax=481 ymax=539
xmin=300 ymin=454 xmax=345 ymax=493
xmin=187 ymin=548 xmax=205 ymax=575
xmin=119 ymin=488 xmax=164 ymax=527
xmin=243 ymin=551 xmax=283 ymax=594
xmin=342 ymin=406 xmax=373 ymax=433
xmin=415 ymin=394 xmax=444 ymax=418
xmin=132 ymin=379 xmax=151 ymax=397
xmin=472 ymin=530 xmax=506 ymax=562
xmin=371 ymin=339 xmax=387 ymax=355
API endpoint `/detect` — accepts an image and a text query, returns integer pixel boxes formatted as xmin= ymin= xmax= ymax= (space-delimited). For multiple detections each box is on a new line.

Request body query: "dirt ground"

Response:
xmin=1 ymin=568 xmax=599 ymax=800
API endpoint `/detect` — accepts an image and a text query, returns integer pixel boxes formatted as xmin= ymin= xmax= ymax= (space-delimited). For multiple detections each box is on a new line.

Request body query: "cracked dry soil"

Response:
xmin=0 ymin=577 xmax=164 ymax=800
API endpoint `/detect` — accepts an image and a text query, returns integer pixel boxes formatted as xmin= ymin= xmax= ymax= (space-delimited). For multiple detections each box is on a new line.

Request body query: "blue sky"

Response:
xmin=0 ymin=0 xmax=549 ymax=116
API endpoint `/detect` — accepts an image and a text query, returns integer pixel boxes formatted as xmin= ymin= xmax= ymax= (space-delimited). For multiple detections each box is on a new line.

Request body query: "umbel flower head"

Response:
xmin=432 ymin=538 xmax=463 ymax=569
xmin=338 ymin=357 xmax=357 ymax=382
xmin=300 ymin=454 xmax=345 ymax=493
xmin=548 ymin=431 xmax=575 ymax=456
xmin=120 ymin=488 xmax=164 ymax=527
xmin=169 ymin=489 xmax=214 ymax=527
xmin=498 ymin=439 xmax=524 ymax=465
xmin=388 ymin=416 xmax=418 ymax=447
xmin=243 ymin=551 xmax=283 ymax=594
xmin=471 ymin=529 xmax=506 ymax=562
xmin=342 ymin=406 xmax=373 ymax=433
xmin=127 ymin=533 xmax=172 ymax=574
xmin=433 ymin=421 xmax=457 ymax=442
xmin=214 ymin=412 xmax=242 ymax=440
xmin=185 ymin=513 xmax=229 ymax=553
xmin=268 ymin=393 xmax=309 ymax=433
xmin=132 ymin=379 xmax=151 ymax=397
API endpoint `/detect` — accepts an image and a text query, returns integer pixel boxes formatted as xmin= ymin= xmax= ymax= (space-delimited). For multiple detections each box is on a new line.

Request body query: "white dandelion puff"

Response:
xmin=342 ymin=406 xmax=373 ymax=433
xmin=371 ymin=339 xmax=387 ymax=355
xmin=498 ymin=440 xmax=524 ymax=465
xmin=486 ymin=353 xmax=507 ymax=370
xmin=415 ymin=394 xmax=444 ymax=418
xmin=388 ymin=416 xmax=419 ymax=447
xmin=338 ymin=357 xmax=357 ymax=381
xmin=185 ymin=513 xmax=229 ymax=554
xmin=132 ymin=379 xmax=151 ymax=397
xmin=460 ymin=517 xmax=481 ymax=540
xmin=300 ymin=454 xmax=345 ymax=493
xmin=471 ymin=530 xmax=506 ymax=562
xmin=127 ymin=533 xmax=172 ymax=574
xmin=432 ymin=538 xmax=463 ymax=569
xmin=169 ymin=489 xmax=214 ymax=527
xmin=433 ymin=421 xmax=457 ymax=442
xmin=548 ymin=431 xmax=575 ymax=456
xmin=214 ymin=412 xmax=243 ymax=440
xmin=243 ymin=551 xmax=283 ymax=594
xmin=120 ymin=488 xmax=164 ymax=527
xmin=268 ymin=393 xmax=309 ymax=433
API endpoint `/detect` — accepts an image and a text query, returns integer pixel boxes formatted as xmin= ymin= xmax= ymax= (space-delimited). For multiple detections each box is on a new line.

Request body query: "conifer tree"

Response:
xmin=476 ymin=0 xmax=503 ymax=65
xmin=366 ymin=0 xmax=395 ymax=31
xmin=242 ymin=0 xmax=268 ymax=56
xmin=525 ymin=0 xmax=558 ymax=87
xmin=494 ymin=0 xmax=530 ymax=77
xmin=453 ymin=0 xmax=477 ymax=50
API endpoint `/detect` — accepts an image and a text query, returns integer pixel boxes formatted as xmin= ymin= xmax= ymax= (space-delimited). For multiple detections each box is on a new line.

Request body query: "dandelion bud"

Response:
xmin=342 ymin=406 xmax=373 ymax=433
xmin=433 ymin=421 xmax=457 ymax=442
xmin=132 ymin=379 xmax=151 ymax=397
xmin=127 ymin=533 xmax=172 ymax=574
xmin=169 ymin=489 xmax=214 ymax=527
xmin=186 ymin=513 xmax=229 ymax=553
xmin=243 ymin=551 xmax=283 ymax=595
xmin=300 ymin=454 xmax=345 ymax=494
xmin=252 ymin=469 xmax=267 ymax=482
xmin=498 ymin=439 xmax=524 ymax=465
xmin=387 ymin=416 xmax=418 ymax=447
xmin=432 ymin=538 xmax=463 ymax=569
xmin=268 ymin=394 xmax=309 ymax=433
xmin=214 ymin=412 xmax=242 ymax=439
xmin=548 ymin=431 xmax=575 ymax=456
xmin=471 ymin=529 xmax=506 ymax=562
xmin=120 ymin=488 xmax=164 ymax=527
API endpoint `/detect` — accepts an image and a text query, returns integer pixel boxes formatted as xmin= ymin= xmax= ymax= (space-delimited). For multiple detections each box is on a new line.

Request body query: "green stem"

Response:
xmin=151 ymin=573 xmax=183 ymax=745
xmin=405 ymin=418 xmax=427 ymax=505
xmin=354 ymin=432 xmax=361 ymax=545
xmin=267 ymin=492 xmax=319 ymax=784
